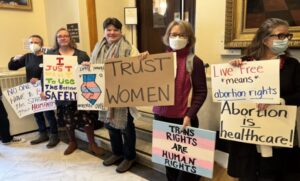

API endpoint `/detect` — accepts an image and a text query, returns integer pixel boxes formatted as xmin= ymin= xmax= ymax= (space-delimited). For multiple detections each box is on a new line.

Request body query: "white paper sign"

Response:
xmin=3 ymin=81 xmax=56 ymax=118
xmin=75 ymin=64 xmax=106 ymax=110
xmin=211 ymin=60 xmax=280 ymax=103
xmin=220 ymin=101 xmax=297 ymax=147
xmin=43 ymin=55 xmax=78 ymax=101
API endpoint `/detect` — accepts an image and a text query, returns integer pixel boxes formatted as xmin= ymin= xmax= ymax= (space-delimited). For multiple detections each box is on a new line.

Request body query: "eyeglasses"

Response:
xmin=169 ymin=33 xmax=187 ymax=38
xmin=57 ymin=35 xmax=70 ymax=39
xmin=269 ymin=33 xmax=293 ymax=40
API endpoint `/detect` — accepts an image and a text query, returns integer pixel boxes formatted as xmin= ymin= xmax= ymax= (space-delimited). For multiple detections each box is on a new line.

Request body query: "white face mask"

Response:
xmin=169 ymin=36 xmax=188 ymax=50
xmin=270 ymin=39 xmax=288 ymax=55
xmin=29 ymin=43 xmax=41 ymax=53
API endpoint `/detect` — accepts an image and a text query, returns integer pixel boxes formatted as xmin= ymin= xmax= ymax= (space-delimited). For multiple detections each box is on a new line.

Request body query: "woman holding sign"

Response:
xmin=228 ymin=18 xmax=300 ymax=181
xmin=153 ymin=20 xmax=207 ymax=181
xmin=45 ymin=28 xmax=105 ymax=156
xmin=89 ymin=17 xmax=143 ymax=173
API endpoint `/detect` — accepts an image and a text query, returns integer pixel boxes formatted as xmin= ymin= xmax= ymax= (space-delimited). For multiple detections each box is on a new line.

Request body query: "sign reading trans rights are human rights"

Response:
xmin=104 ymin=52 xmax=175 ymax=107
xmin=220 ymin=101 xmax=297 ymax=147
xmin=211 ymin=59 xmax=280 ymax=104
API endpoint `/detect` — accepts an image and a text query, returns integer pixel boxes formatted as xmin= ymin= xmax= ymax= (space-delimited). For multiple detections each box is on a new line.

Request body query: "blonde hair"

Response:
xmin=162 ymin=20 xmax=196 ymax=48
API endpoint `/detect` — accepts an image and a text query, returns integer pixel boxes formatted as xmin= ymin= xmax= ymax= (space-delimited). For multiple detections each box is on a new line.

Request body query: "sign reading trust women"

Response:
xmin=75 ymin=64 xmax=106 ymax=110
xmin=43 ymin=55 xmax=77 ymax=101
xmin=152 ymin=120 xmax=216 ymax=178
xmin=104 ymin=52 xmax=175 ymax=107
xmin=220 ymin=101 xmax=297 ymax=147
xmin=211 ymin=59 xmax=280 ymax=103
xmin=3 ymin=81 xmax=56 ymax=118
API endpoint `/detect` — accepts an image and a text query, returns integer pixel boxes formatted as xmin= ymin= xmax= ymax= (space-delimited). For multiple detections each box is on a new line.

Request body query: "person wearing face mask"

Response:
xmin=8 ymin=34 xmax=59 ymax=148
xmin=227 ymin=18 xmax=300 ymax=181
xmin=152 ymin=20 xmax=207 ymax=181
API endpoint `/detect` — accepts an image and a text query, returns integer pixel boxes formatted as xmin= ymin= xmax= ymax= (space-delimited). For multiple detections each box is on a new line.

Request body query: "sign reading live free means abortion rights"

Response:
xmin=152 ymin=120 xmax=216 ymax=178
xmin=211 ymin=59 xmax=280 ymax=103
xmin=3 ymin=81 xmax=56 ymax=118
xmin=43 ymin=55 xmax=78 ymax=101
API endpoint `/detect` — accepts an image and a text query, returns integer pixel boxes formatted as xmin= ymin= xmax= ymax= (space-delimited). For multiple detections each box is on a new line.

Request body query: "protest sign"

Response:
xmin=211 ymin=60 xmax=280 ymax=103
xmin=43 ymin=55 xmax=77 ymax=101
xmin=3 ymin=81 xmax=56 ymax=118
xmin=152 ymin=120 xmax=216 ymax=178
xmin=75 ymin=64 xmax=106 ymax=110
xmin=220 ymin=101 xmax=297 ymax=147
xmin=104 ymin=52 xmax=175 ymax=107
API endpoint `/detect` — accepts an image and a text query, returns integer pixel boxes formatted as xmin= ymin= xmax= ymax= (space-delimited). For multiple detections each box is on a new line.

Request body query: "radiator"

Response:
xmin=0 ymin=74 xmax=26 ymax=90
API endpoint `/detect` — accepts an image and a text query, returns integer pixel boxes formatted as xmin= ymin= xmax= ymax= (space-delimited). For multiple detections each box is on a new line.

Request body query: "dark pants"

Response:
xmin=0 ymin=98 xmax=12 ymax=143
xmin=154 ymin=114 xmax=201 ymax=181
xmin=34 ymin=110 xmax=58 ymax=134
xmin=105 ymin=112 xmax=136 ymax=160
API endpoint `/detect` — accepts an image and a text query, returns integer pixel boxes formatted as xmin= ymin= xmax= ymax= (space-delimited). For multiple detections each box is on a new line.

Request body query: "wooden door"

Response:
xmin=137 ymin=0 xmax=195 ymax=54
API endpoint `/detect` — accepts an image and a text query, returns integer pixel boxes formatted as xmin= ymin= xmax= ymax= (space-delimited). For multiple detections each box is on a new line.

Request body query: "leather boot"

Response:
xmin=46 ymin=134 xmax=60 ymax=148
xmin=64 ymin=126 xmax=77 ymax=155
xmin=84 ymin=124 xmax=105 ymax=156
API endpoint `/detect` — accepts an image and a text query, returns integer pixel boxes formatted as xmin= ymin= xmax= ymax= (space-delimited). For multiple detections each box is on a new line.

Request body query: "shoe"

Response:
xmin=3 ymin=137 xmax=26 ymax=145
xmin=103 ymin=155 xmax=123 ymax=166
xmin=30 ymin=132 xmax=49 ymax=145
xmin=46 ymin=134 xmax=60 ymax=148
xmin=64 ymin=141 xmax=77 ymax=155
xmin=88 ymin=143 xmax=105 ymax=156
xmin=116 ymin=159 xmax=135 ymax=173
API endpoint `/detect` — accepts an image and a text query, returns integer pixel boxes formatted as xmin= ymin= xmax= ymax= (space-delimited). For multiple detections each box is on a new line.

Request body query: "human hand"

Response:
xmin=229 ymin=59 xmax=244 ymax=67
xmin=13 ymin=55 xmax=23 ymax=61
xmin=257 ymin=103 xmax=270 ymax=111
xmin=182 ymin=116 xmax=191 ymax=130
xmin=138 ymin=51 xmax=149 ymax=60
xmin=30 ymin=78 xmax=39 ymax=84
xmin=81 ymin=61 xmax=91 ymax=66
xmin=40 ymin=92 xmax=47 ymax=100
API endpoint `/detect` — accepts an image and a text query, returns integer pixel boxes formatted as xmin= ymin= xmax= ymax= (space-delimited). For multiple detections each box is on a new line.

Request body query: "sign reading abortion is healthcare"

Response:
xmin=152 ymin=120 xmax=216 ymax=178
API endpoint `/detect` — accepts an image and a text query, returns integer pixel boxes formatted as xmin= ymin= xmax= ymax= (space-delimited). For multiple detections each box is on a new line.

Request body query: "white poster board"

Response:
xmin=43 ymin=55 xmax=78 ymax=101
xmin=75 ymin=64 xmax=106 ymax=110
xmin=211 ymin=60 xmax=280 ymax=103
xmin=3 ymin=81 xmax=56 ymax=118
xmin=220 ymin=101 xmax=297 ymax=147
xmin=152 ymin=120 xmax=216 ymax=178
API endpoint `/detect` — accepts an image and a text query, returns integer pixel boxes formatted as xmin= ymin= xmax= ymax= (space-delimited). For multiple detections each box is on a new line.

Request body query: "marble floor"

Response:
xmin=0 ymin=133 xmax=149 ymax=181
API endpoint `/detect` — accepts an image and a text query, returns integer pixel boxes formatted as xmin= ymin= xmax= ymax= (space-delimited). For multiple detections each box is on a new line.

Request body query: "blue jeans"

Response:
xmin=105 ymin=112 xmax=136 ymax=160
xmin=34 ymin=110 xmax=58 ymax=134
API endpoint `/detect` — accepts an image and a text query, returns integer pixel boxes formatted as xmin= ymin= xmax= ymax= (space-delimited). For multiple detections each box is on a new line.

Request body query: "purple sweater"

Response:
xmin=153 ymin=48 xmax=207 ymax=119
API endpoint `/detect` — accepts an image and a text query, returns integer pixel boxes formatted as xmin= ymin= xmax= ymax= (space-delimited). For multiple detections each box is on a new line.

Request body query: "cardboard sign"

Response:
xmin=211 ymin=60 xmax=280 ymax=103
xmin=104 ymin=52 xmax=175 ymax=107
xmin=3 ymin=81 xmax=56 ymax=118
xmin=152 ymin=120 xmax=216 ymax=178
xmin=75 ymin=64 xmax=106 ymax=110
xmin=43 ymin=55 xmax=78 ymax=101
xmin=220 ymin=101 xmax=297 ymax=147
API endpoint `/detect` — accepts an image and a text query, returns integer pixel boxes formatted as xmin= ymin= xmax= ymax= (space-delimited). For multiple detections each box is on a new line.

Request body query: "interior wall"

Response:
xmin=0 ymin=0 xmax=48 ymax=69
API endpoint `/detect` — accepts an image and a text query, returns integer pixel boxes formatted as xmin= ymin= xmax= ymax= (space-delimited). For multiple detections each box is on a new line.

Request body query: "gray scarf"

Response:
xmin=91 ymin=36 xmax=132 ymax=129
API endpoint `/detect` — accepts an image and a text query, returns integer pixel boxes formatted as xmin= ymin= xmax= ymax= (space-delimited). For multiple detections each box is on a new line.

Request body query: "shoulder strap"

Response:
xmin=186 ymin=53 xmax=195 ymax=74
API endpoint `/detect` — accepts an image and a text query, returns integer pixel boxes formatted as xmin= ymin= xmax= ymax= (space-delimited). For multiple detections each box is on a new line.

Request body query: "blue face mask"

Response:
xmin=271 ymin=39 xmax=289 ymax=55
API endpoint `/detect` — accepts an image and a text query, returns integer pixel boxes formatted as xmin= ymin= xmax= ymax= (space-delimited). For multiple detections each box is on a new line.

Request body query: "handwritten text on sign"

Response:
xmin=44 ymin=55 xmax=77 ymax=101
xmin=3 ymin=81 xmax=56 ymax=118
xmin=220 ymin=101 xmax=297 ymax=147
xmin=152 ymin=120 xmax=216 ymax=178
xmin=76 ymin=64 xmax=106 ymax=110
xmin=211 ymin=60 xmax=280 ymax=103
xmin=104 ymin=52 xmax=175 ymax=107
